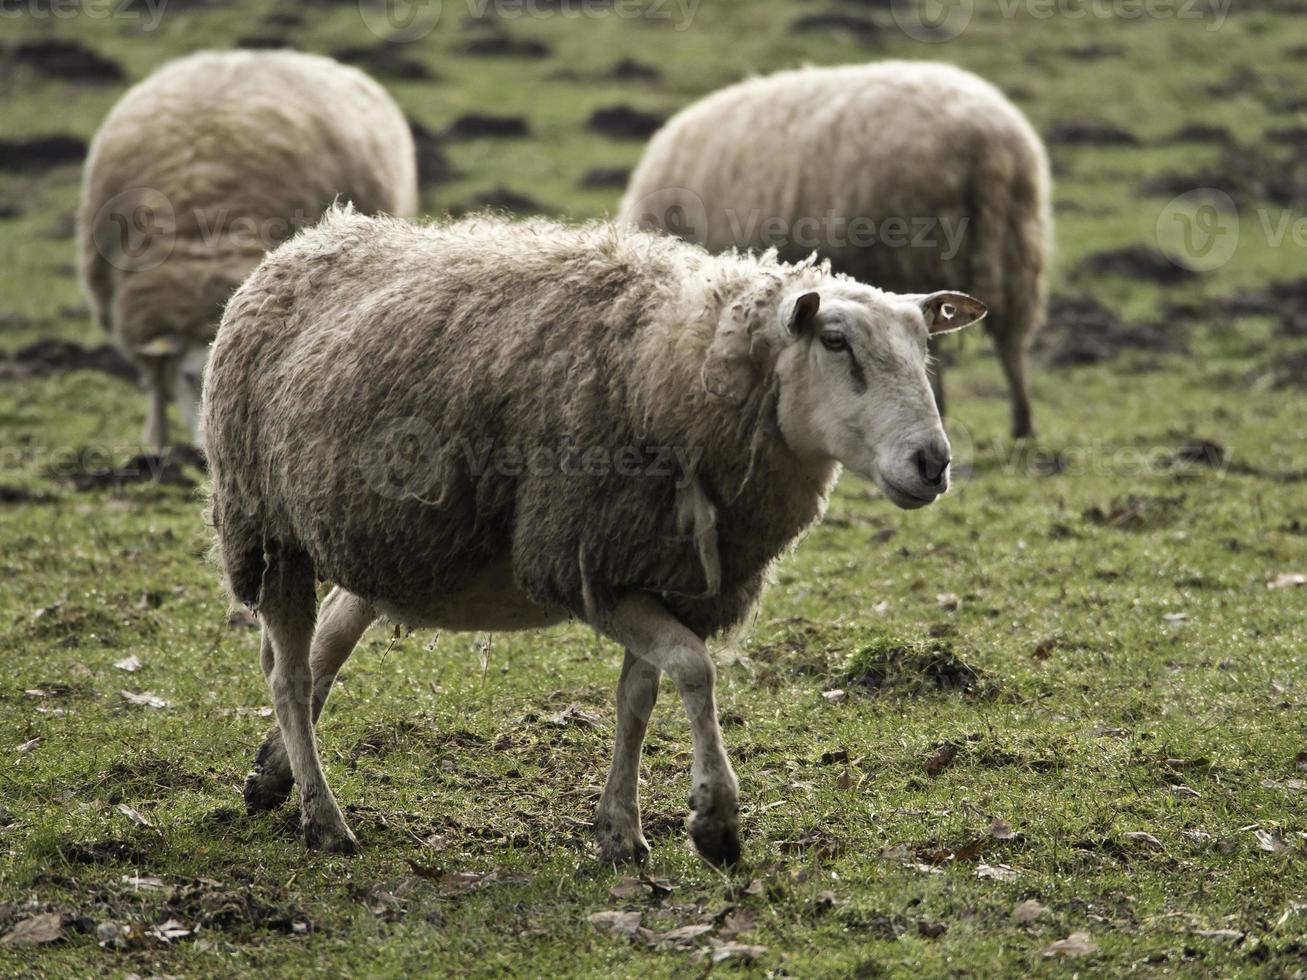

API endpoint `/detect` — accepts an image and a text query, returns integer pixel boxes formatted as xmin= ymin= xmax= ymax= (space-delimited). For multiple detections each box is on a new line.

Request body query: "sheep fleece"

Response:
xmin=204 ymin=210 xmax=839 ymax=639
xmin=620 ymin=60 xmax=1051 ymax=359
xmin=78 ymin=49 xmax=418 ymax=352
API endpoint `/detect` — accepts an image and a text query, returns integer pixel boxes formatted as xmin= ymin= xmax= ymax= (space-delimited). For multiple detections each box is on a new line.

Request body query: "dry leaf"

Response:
xmin=1162 ymin=612 xmax=1190 ymax=624
xmin=976 ymin=862 xmax=1021 ymax=882
xmin=114 ymin=655 xmax=142 ymax=672
xmin=836 ymin=767 xmax=857 ymax=791
xmin=700 ymin=942 xmax=767 ymax=964
xmin=1254 ymin=829 xmax=1290 ymax=854
xmin=924 ymin=742 xmax=959 ymax=777
xmin=1044 ymin=931 xmax=1098 ymax=957
xmin=1267 ymin=573 xmax=1307 ymax=590
xmin=149 ymin=918 xmax=191 ymax=943
xmin=659 ymin=923 xmax=714 ymax=945
xmin=547 ymin=704 xmax=602 ymax=729
xmin=990 ymin=817 xmax=1015 ymax=840
xmin=121 ymin=875 xmax=166 ymax=890
xmin=821 ymin=688 xmax=847 ymax=703
xmin=1012 ymin=899 xmax=1047 ymax=924
xmin=720 ymin=908 xmax=758 ymax=939
xmin=1123 ymin=831 xmax=1163 ymax=848
xmin=16 ymin=737 xmax=40 ymax=753
xmin=1260 ymin=778 xmax=1307 ymax=793
xmin=1169 ymin=785 xmax=1201 ymax=799
xmin=1195 ymin=928 xmax=1244 ymax=942
xmin=0 ymin=913 xmax=63 ymax=946
xmin=120 ymin=690 xmax=170 ymax=709
xmin=918 ymin=920 xmax=948 ymax=938
xmin=588 ymin=910 xmax=643 ymax=937
xmin=116 ymin=803 xmax=154 ymax=828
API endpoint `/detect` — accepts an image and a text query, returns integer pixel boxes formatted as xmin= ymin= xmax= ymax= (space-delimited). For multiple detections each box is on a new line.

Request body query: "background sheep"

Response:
xmin=619 ymin=60 xmax=1051 ymax=439
xmin=77 ymin=49 xmax=418 ymax=450
xmin=203 ymin=208 xmax=986 ymax=861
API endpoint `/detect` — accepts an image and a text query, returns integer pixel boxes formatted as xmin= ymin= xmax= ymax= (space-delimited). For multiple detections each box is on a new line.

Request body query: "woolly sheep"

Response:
xmin=78 ymin=49 xmax=418 ymax=450
xmin=620 ymin=60 xmax=1051 ymax=438
xmin=203 ymin=208 xmax=987 ymax=861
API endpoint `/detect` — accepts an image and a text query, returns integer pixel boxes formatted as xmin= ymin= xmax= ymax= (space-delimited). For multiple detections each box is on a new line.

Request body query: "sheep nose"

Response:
xmin=914 ymin=442 xmax=951 ymax=487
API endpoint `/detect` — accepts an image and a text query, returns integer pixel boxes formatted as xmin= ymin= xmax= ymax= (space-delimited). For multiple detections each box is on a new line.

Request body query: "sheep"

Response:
xmin=77 ymin=49 xmax=418 ymax=451
xmin=619 ymin=60 xmax=1051 ymax=439
xmin=203 ymin=207 xmax=987 ymax=862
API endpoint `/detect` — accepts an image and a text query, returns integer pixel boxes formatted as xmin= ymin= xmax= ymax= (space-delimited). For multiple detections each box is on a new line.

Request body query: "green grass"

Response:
xmin=3 ymin=0 xmax=1307 ymax=975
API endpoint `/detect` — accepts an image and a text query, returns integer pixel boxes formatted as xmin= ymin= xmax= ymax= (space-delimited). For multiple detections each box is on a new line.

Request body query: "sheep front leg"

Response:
xmin=244 ymin=587 xmax=375 ymax=814
xmin=596 ymin=650 xmax=660 ymax=863
xmin=597 ymin=594 xmax=740 ymax=866
xmin=259 ymin=563 xmax=358 ymax=854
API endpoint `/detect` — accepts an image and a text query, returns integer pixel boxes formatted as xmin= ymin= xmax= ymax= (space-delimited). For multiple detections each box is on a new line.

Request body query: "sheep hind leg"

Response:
xmin=595 ymin=594 xmax=739 ymax=867
xmin=259 ymin=556 xmax=358 ymax=854
xmin=244 ymin=587 xmax=375 ymax=815
xmin=595 ymin=649 xmax=660 ymax=863
xmin=994 ymin=328 xmax=1035 ymax=440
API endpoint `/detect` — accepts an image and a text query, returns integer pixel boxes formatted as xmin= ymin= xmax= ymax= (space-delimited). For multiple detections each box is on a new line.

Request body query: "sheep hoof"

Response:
xmin=242 ymin=769 xmax=293 ymax=814
xmin=302 ymin=818 xmax=360 ymax=856
xmin=689 ymin=813 xmax=741 ymax=867
xmin=687 ymin=786 xmax=741 ymax=867
xmin=595 ymin=813 xmax=651 ymax=864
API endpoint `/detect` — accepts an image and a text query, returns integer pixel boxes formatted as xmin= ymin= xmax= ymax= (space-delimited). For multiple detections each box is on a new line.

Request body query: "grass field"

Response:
xmin=2 ymin=0 xmax=1307 ymax=975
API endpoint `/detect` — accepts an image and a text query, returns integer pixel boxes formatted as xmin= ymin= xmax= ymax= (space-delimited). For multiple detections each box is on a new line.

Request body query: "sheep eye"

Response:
xmin=819 ymin=332 xmax=848 ymax=353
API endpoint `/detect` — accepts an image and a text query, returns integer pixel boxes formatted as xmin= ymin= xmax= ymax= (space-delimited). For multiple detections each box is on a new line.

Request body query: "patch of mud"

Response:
xmin=81 ymin=756 xmax=211 ymax=799
xmin=235 ymin=35 xmax=292 ymax=50
xmin=0 ymin=135 xmax=87 ymax=173
xmin=1083 ymin=493 xmax=1186 ymax=531
xmin=407 ymin=121 xmax=456 ymax=187
xmin=579 ymin=166 xmax=630 ymax=189
xmin=1045 ymin=120 xmax=1140 ymax=147
xmin=1060 ymin=42 xmax=1125 ymax=60
xmin=0 ymin=485 xmax=54 ymax=504
xmin=332 ymin=42 xmax=434 ymax=80
xmin=790 ymin=11 xmax=879 ymax=39
xmin=1215 ymin=278 xmax=1307 ymax=336
xmin=1138 ymin=145 xmax=1307 ymax=208
xmin=0 ymin=339 xmax=139 ymax=382
xmin=59 ymin=838 xmax=147 ymax=865
xmin=445 ymin=113 xmax=530 ymax=139
xmin=1167 ymin=123 xmax=1236 ymax=145
xmin=844 ymin=638 xmax=989 ymax=697
xmin=7 ymin=39 xmax=124 ymax=83
xmin=458 ymin=31 xmax=551 ymax=58
xmin=164 ymin=879 xmax=308 ymax=934
xmin=1073 ymin=244 xmax=1197 ymax=285
xmin=447 ymin=187 xmax=550 ymax=217
xmin=1035 ymin=294 xmax=1184 ymax=366
xmin=607 ymin=57 xmax=660 ymax=81
xmin=587 ymin=105 xmax=664 ymax=140
xmin=49 ymin=450 xmax=197 ymax=493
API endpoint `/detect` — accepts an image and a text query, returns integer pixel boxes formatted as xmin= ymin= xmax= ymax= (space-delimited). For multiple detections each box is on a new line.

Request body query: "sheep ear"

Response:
xmin=916 ymin=291 xmax=986 ymax=334
xmin=784 ymin=291 xmax=821 ymax=336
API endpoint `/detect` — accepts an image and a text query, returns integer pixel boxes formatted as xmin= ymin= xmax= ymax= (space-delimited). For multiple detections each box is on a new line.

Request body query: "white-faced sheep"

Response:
xmin=619 ymin=60 xmax=1051 ymax=438
xmin=78 ymin=49 xmax=418 ymax=450
xmin=203 ymin=208 xmax=986 ymax=862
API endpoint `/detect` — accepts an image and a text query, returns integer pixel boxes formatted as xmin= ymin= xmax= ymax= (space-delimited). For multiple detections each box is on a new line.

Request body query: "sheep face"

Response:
xmin=774 ymin=286 xmax=985 ymax=509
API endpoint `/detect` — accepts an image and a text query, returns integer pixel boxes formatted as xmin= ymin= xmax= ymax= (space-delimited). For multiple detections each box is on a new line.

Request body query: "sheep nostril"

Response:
xmin=914 ymin=447 xmax=950 ymax=487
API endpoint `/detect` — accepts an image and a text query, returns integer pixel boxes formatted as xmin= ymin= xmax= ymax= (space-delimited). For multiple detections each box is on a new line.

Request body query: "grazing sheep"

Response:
xmin=619 ymin=60 xmax=1051 ymax=438
xmin=204 ymin=208 xmax=986 ymax=861
xmin=78 ymin=49 xmax=418 ymax=450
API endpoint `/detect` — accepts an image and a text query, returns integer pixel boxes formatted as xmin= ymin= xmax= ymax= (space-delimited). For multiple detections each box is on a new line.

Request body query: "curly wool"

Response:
xmin=78 ymin=49 xmax=418 ymax=354
xmin=204 ymin=209 xmax=842 ymax=639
